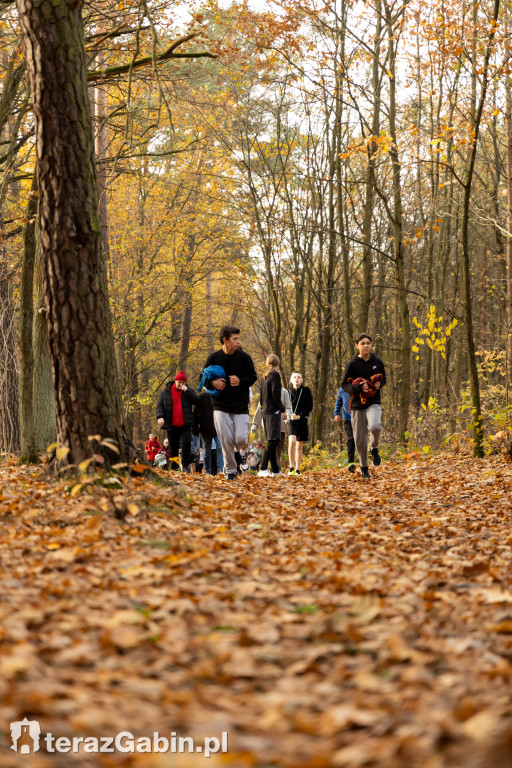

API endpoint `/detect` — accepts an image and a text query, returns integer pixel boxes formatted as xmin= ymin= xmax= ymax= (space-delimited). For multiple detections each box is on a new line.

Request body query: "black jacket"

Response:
xmin=261 ymin=370 xmax=285 ymax=415
xmin=341 ymin=353 xmax=386 ymax=410
xmin=289 ymin=385 xmax=313 ymax=418
xmin=156 ymin=381 xmax=199 ymax=430
xmin=203 ymin=348 xmax=257 ymax=414
xmin=193 ymin=391 xmax=216 ymax=437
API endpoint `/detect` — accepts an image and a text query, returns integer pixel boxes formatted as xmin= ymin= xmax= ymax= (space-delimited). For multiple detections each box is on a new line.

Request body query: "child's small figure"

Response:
xmin=247 ymin=450 xmax=260 ymax=472
xmin=154 ymin=437 xmax=172 ymax=469
xmin=145 ymin=433 xmax=161 ymax=467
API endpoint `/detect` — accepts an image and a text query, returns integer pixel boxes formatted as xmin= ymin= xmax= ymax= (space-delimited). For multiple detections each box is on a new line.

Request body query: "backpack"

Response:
xmin=198 ymin=365 xmax=226 ymax=397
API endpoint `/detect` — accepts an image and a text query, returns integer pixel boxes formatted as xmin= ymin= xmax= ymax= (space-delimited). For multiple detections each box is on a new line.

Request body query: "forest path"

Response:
xmin=0 ymin=457 xmax=511 ymax=767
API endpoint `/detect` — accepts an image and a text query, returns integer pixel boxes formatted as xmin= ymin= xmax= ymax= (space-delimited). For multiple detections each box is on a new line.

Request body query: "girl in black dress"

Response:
xmin=287 ymin=371 xmax=313 ymax=475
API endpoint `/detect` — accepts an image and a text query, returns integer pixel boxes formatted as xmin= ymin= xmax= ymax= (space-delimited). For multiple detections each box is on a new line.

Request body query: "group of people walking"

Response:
xmin=252 ymin=361 xmax=313 ymax=476
xmin=150 ymin=370 xmax=223 ymax=474
xmin=148 ymin=325 xmax=386 ymax=480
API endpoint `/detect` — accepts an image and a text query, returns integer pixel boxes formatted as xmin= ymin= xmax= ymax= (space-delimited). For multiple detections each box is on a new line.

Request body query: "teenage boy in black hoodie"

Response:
xmin=203 ymin=325 xmax=257 ymax=481
xmin=341 ymin=333 xmax=386 ymax=479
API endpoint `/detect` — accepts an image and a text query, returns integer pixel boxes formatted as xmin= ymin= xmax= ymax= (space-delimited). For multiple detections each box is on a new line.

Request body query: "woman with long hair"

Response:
xmin=257 ymin=354 xmax=285 ymax=477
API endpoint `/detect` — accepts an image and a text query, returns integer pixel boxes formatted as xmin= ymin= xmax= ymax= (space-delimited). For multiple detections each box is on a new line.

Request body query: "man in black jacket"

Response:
xmin=156 ymin=371 xmax=199 ymax=471
xmin=203 ymin=326 xmax=257 ymax=480
xmin=342 ymin=333 xmax=386 ymax=479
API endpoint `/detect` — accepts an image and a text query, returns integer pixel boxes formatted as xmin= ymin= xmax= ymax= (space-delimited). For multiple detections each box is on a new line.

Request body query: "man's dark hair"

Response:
xmin=219 ymin=325 xmax=240 ymax=344
xmin=354 ymin=332 xmax=372 ymax=344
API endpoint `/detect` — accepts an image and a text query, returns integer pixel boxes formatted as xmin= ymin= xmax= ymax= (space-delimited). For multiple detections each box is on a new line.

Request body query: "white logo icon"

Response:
xmin=10 ymin=719 xmax=41 ymax=755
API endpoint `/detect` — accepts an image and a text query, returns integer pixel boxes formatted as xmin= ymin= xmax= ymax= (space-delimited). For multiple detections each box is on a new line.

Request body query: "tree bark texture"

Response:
xmin=206 ymin=273 xmax=214 ymax=354
xmin=0 ymin=48 xmax=24 ymax=456
xmin=18 ymin=175 xmax=38 ymax=463
xmin=384 ymin=0 xmax=411 ymax=441
xmin=359 ymin=0 xmax=381 ymax=332
xmin=506 ymin=45 xmax=512 ymax=400
xmin=178 ymin=233 xmax=196 ymax=372
xmin=0 ymin=260 xmax=20 ymax=456
xmin=33 ymin=229 xmax=57 ymax=452
xmin=16 ymin=0 xmax=131 ymax=465
xmin=314 ymin=25 xmax=345 ymax=444
xmin=458 ymin=0 xmax=499 ymax=456
xmin=94 ymin=53 xmax=109 ymax=263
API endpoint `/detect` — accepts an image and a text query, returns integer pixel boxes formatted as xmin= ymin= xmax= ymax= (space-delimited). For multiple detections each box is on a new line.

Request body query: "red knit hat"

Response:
xmin=175 ymin=371 xmax=187 ymax=382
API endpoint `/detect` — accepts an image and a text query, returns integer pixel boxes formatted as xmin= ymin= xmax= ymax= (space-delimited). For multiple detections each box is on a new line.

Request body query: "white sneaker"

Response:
xmin=257 ymin=469 xmax=272 ymax=477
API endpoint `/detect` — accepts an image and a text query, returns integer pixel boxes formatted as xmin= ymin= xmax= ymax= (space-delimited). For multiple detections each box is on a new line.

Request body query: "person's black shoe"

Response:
xmin=371 ymin=448 xmax=382 ymax=467
xmin=348 ymin=462 xmax=356 ymax=473
xmin=295 ymin=469 xmax=301 ymax=475
xmin=227 ymin=473 xmax=238 ymax=481
xmin=360 ymin=466 xmax=371 ymax=479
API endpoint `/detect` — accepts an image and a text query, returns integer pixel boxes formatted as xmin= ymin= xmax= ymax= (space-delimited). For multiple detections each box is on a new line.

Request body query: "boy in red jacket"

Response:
xmin=145 ymin=433 xmax=161 ymax=466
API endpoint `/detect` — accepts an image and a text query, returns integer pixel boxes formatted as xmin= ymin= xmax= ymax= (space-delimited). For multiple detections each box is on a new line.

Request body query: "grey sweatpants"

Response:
xmin=351 ymin=405 xmax=382 ymax=468
xmin=213 ymin=411 xmax=250 ymax=475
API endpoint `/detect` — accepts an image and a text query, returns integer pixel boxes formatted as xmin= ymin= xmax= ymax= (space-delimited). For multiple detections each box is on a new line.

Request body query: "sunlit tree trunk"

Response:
xmin=179 ymin=236 xmax=194 ymax=372
xmin=506 ymin=24 xmax=512 ymax=402
xmin=314 ymin=4 xmax=346 ymax=442
xmin=384 ymin=0 xmax=411 ymax=441
xmin=206 ymin=273 xmax=215 ymax=354
xmin=458 ymin=0 xmax=500 ymax=456
xmin=359 ymin=0 xmax=382 ymax=332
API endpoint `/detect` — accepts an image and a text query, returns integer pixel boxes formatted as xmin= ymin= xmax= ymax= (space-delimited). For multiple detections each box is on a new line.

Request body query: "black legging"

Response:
xmin=343 ymin=419 xmax=355 ymax=464
xmin=260 ymin=439 xmax=280 ymax=473
xmin=275 ymin=431 xmax=285 ymax=471
xmin=167 ymin=426 xmax=192 ymax=471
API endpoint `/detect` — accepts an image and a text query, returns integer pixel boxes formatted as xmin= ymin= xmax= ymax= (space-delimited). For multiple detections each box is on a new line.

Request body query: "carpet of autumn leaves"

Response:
xmin=1 ymin=456 xmax=512 ymax=768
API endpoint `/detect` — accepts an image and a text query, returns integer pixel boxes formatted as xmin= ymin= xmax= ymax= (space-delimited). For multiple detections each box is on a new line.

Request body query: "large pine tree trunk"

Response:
xmin=16 ymin=0 xmax=132 ymax=465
